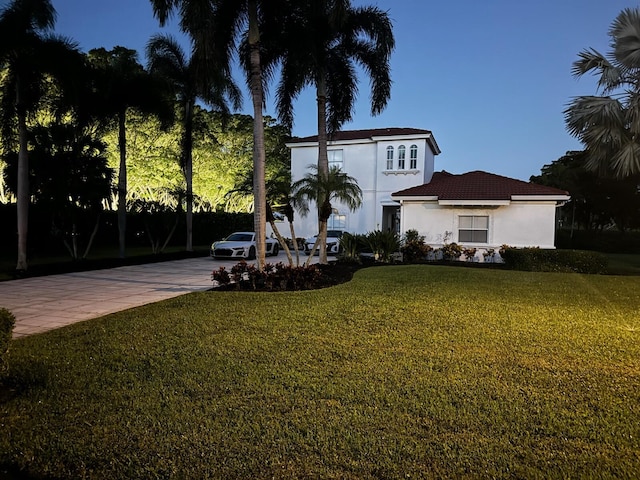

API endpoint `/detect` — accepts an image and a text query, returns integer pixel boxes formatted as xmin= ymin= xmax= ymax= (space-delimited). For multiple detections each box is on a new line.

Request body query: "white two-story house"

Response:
xmin=286 ymin=127 xmax=569 ymax=250
xmin=287 ymin=128 xmax=441 ymax=236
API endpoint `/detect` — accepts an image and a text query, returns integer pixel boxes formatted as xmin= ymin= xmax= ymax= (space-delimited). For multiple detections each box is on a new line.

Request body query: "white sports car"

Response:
xmin=304 ymin=230 xmax=344 ymax=255
xmin=211 ymin=232 xmax=280 ymax=260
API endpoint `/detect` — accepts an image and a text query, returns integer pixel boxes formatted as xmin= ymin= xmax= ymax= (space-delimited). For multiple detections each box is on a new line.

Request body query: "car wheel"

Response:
xmin=247 ymin=246 xmax=256 ymax=260
xmin=273 ymin=244 xmax=279 ymax=256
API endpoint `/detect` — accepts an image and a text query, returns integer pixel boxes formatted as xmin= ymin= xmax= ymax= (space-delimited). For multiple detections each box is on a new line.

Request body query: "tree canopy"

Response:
xmin=565 ymin=7 xmax=640 ymax=178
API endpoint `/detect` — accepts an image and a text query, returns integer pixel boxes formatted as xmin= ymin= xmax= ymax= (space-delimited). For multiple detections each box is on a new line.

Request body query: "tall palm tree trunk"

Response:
xmin=248 ymin=0 xmax=267 ymax=270
xmin=15 ymin=81 xmax=29 ymax=271
xmin=117 ymin=110 xmax=127 ymax=258
xmin=183 ymin=102 xmax=194 ymax=252
xmin=316 ymin=76 xmax=329 ymax=264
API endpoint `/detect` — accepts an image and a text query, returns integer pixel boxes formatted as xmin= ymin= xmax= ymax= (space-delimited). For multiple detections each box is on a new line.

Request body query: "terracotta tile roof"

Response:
xmin=392 ymin=171 xmax=569 ymax=200
xmin=288 ymin=127 xmax=435 ymax=143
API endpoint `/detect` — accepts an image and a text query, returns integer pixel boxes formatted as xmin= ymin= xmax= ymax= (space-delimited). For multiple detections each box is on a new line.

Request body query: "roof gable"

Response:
xmin=392 ymin=171 xmax=569 ymax=200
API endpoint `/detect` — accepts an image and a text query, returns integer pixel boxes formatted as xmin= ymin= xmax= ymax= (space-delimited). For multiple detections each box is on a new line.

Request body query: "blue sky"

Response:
xmin=47 ymin=0 xmax=639 ymax=180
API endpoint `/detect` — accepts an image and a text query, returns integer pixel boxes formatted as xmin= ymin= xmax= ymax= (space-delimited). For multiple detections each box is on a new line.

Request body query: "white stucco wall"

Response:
xmin=288 ymin=136 xmax=437 ymax=238
xmin=399 ymin=201 xmax=560 ymax=249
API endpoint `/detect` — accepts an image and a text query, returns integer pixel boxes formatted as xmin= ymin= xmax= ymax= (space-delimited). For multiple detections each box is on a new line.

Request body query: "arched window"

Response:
xmin=398 ymin=145 xmax=406 ymax=169
xmin=386 ymin=146 xmax=394 ymax=170
xmin=410 ymin=145 xmax=418 ymax=169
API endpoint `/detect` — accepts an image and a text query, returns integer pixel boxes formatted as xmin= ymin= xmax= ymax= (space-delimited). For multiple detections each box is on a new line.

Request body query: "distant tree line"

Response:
xmin=531 ymin=151 xmax=640 ymax=233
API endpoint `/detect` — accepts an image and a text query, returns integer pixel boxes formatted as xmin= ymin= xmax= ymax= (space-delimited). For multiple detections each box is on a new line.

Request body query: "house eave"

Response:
xmin=390 ymin=195 xmax=439 ymax=202
xmin=511 ymin=194 xmax=571 ymax=202
xmin=438 ymin=199 xmax=511 ymax=206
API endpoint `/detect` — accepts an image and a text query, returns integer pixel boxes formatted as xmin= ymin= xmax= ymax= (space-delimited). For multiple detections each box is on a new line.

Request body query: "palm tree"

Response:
xmin=150 ymin=0 xmax=288 ymax=270
xmin=291 ymin=165 xmax=362 ymax=266
xmin=565 ymin=7 xmax=640 ymax=179
xmin=146 ymin=34 xmax=241 ymax=252
xmin=87 ymin=46 xmax=174 ymax=258
xmin=269 ymin=0 xmax=394 ymax=263
xmin=230 ymin=165 xmax=299 ymax=266
xmin=0 ymin=0 xmax=83 ymax=272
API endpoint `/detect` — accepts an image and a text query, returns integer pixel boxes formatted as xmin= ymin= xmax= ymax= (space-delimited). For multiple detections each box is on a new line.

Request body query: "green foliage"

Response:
xmin=441 ymin=242 xmax=463 ymax=260
xmin=337 ymin=232 xmax=366 ymax=262
xmin=101 ymin=110 xmax=290 ymax=213
xmin=0 ymin=307 xmax=15 ymax=373
xmin=212 ymin=261 xmax=323 ymax=291
xmin=2 ymin=266 xmax=639 ymax=478
xmin=501 ymin=247 xmax=608 ymax=274
xmin=400 ymin=229 xmax=432 ymax=263
xmin=565 ymin=8 xmax=640 ymax=178
xmin=365 ymin=230 xmax=399 ymax=263
xmin=531 ymin=151 xmax=640 ymax=231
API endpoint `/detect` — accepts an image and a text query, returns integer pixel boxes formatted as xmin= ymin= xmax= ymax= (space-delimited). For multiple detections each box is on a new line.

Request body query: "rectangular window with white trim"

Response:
xmin=328 ymin=149 xmax=343 ymax=170
xmin=458 ymin=215 xmax=488 ymax=243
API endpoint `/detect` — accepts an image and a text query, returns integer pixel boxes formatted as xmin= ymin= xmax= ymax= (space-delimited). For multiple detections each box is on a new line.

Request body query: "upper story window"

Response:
xmin=410 ymin=144 xmax=418 ymax=169
xmin=328 ymin=149 xmax=343 ymax=170
xmin=386 ymin=146 xmax=394 ymax=170
xmin=459 ymin=215 xmax=489 ymax=243
xmin=328 ymin=210 xmax=347 ymax=230
xmin=398 ymin=145 xmax=406 ymax=170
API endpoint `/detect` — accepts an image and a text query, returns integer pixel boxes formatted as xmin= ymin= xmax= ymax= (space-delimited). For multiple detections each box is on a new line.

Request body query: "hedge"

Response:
xmin=500 ymin=248 xmax=608 ymax=274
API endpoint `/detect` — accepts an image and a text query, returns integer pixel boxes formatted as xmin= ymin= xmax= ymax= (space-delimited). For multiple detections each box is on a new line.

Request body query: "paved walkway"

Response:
xmin=1 ymin=253 xmax=311 ymax=339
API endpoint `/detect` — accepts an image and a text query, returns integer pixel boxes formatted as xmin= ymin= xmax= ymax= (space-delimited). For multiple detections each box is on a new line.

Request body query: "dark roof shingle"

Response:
xmin=288 ymin=127 xmax=434 ymax=143
xmin=392 ymin=171 xmax=569 ymax=200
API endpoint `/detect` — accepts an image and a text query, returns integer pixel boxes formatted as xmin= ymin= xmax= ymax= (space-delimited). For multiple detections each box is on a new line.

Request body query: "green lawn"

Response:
xmin=1 ymin=266 xmax=639 ymax=479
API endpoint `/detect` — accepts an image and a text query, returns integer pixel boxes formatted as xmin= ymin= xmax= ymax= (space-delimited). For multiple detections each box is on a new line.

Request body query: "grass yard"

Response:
xmin=1 ymin=265 xmax=639 ymax=478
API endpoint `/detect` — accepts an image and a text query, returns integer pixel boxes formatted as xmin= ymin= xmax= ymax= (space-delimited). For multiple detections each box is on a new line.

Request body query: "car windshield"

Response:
xmin=226 ymin=233 xmax=253 ymax=242
xmin=327 ymin=230 xmax=343 ymax=238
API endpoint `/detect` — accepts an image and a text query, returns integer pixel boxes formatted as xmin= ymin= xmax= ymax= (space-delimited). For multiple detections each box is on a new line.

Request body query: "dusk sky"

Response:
xmin=45 ymin=0 xmax=639 ymax=181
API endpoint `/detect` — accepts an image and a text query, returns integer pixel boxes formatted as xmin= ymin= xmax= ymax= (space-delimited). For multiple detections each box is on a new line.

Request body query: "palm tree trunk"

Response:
xmin=248 ymin=0 xmax=267 ymax=271
xmin=288 ymin=221 xmax=300 ymax=266
xmin=183 ymin=101 xmax=194 ymax=252
xmin=316 ymin=77 xmax=329 ymax=264
xmin=15 ymin=83 xmax=29 ymax=272
xmin=117 ymin=110 xmax=127 ymax=259
xmin=269 ymin=219 xmax=293 ymax=265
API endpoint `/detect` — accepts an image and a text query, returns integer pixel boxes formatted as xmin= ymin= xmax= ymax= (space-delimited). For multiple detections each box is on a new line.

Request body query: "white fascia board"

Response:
xmin=511 ymin=195 xmax=571 ymax=202
xmin=380 ymin=200 xmax=401 ymax=206
xmin=286 ymin=138 xmax=372 ymax=148
xmin=438 ymin=199 xmax=511 ymax=206
xmin=390 ymin=195 xmax=439 ymax=202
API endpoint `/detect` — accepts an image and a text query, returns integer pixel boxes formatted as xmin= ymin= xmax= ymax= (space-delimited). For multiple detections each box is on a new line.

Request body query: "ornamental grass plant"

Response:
xmin=1 ymin=266 xmax=639 ymax=479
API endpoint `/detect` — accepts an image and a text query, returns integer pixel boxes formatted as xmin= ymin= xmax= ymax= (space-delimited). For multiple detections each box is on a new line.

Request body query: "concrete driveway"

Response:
xmin=1 ymin=251 xmax=317 ymax=339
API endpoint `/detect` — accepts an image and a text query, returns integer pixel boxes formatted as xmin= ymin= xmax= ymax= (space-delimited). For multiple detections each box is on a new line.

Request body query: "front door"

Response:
xmin=382 ymin=206 xmax=400 ymax=234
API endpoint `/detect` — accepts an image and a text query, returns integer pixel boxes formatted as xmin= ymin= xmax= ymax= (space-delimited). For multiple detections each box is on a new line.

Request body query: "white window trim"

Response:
xmin=458 ymin=215 xmax=489 ymax=244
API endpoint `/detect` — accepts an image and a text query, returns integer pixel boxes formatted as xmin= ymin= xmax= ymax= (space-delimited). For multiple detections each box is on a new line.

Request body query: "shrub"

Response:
xmin=365 ymin=230 xmax=400 ymax=263
xmin=339 ymin=233 xmax=366 ymax=262
xmin=212 ymin=262 xmax=324 ymax=291
xmin=483 ymin=248 xmax=496 ymax=263
xmin=401 ymin=229 xmax=433 ymax=263
xmin=441 ymin=242 xmax=463 ymax=261
xmin=500 ymin=248 xmax=608 ymax=274
xmin=0 ymin=308 xmax=15 ymax=374
xmin=462 ymin=247 xmax=477 ymax=262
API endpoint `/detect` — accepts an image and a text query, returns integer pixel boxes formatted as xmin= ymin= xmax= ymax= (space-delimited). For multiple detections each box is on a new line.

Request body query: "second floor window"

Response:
xmin=398 ymin=145 xmax=406 ymax=169
xmin=328 ymin=150 xmax=343 ymax=170
xmin=410 ymin=144 xmax=418 ymax=169
xmin=386 ymin=146 xmax=394 ymax=169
